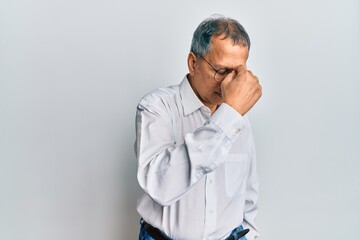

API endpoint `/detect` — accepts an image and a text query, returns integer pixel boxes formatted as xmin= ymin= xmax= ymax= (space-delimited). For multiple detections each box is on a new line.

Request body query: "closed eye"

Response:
xmin=217 ymin=68 xmax=232 ymax=75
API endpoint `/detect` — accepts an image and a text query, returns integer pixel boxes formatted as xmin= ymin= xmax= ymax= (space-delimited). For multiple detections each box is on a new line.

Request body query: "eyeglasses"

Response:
xmin=200 ymin=55 xmax=234 ymax=83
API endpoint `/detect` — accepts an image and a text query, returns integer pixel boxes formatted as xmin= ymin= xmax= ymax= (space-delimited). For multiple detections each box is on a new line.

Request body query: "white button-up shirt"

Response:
xmin=135 ymin=76 xmax=259 ymax=240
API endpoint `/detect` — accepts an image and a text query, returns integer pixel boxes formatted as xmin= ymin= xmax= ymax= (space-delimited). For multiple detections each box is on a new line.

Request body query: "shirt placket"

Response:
xmin=202 ymin=172 xmax=217 ymax=239
xmin=200 ymin=106 xmax=217 ymax=239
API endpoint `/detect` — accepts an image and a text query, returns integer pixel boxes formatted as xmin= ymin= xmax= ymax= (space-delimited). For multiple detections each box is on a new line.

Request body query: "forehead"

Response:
xmin=207 ymin=35 xmax=249 ymax=67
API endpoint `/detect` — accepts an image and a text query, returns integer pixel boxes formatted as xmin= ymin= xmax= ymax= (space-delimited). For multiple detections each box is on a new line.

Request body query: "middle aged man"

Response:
xmin=135 ymin=16 xmax=262 ymax=240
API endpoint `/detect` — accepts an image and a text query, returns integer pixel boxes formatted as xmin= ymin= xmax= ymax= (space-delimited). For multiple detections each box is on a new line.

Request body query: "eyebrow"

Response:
xmin=201 ymin=55 xmax=243 ymax=71
xmin=208 ymin=58 xmax=243 ymax=70
xmin=212 ymin=63 xmax=228 ymax=69
xmin=213 ymin=63 xmax=241 ymax=71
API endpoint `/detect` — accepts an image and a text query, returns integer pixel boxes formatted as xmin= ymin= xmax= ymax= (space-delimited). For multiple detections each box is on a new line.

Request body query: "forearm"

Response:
xmin=136 ymin=103 xmax=244 ymax=206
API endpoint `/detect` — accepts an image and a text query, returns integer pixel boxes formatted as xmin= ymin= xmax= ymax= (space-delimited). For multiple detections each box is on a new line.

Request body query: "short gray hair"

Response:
xmin=190 ymin=16 xmax=251 ymax=57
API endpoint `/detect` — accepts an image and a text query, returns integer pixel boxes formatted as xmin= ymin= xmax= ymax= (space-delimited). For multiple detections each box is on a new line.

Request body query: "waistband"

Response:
xmin=140 ymin=219 xmax=249 ymax=240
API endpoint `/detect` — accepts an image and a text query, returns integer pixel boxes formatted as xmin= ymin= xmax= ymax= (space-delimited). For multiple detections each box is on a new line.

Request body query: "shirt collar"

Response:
xmin=179 ymin=75 xmax=204 ymax=116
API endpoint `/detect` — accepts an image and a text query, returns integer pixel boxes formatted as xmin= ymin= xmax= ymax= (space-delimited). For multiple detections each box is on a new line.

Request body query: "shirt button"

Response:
xmin=209 ymin=209 xmax=213 ymax=214
xmin=209 ymin=179 xmax=213 ymax=184
xmin=235 ymin=128 xmax=241 ymax=134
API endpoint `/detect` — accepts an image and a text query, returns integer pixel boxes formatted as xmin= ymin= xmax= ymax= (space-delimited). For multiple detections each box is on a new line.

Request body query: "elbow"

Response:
xmin=141 ymin=186 xmax=175 ymax=207
xmin=137 ymin=171 xmax=174 ymax=207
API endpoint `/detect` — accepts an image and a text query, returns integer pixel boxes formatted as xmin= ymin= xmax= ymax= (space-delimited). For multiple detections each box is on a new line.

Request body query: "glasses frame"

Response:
xmin=199 ymin=55 xmax=234 ymax=83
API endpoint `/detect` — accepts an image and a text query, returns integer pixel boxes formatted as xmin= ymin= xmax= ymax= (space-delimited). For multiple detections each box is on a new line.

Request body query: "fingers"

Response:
xmin=222 ymin=65 xmax=247 ymax=86
xmin=221 ymin=66 xmax=262 ymax=115
xmin=221 ymin=70 xmax=237 ymax=85
xmin=236 ymin=64 xmax=247 ymax=74
xmin=254 ymin=75 xmax=260 ymax=85
xmin=253 ymin=75 xmax=262 ymax=97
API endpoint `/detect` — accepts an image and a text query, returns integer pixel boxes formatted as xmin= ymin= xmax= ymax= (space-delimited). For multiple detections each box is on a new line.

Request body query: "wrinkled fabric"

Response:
xmin=135 ymin=76 xmax=259 ymax=240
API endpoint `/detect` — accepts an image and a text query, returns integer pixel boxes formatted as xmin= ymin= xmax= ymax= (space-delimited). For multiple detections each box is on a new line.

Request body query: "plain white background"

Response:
xmin=1 ymin=0 xmax=359 ymax=239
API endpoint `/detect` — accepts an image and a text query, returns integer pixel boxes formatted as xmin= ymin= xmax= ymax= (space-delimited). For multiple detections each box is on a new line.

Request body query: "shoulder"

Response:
xmin=138 ymin=84 xmax=180 ymax=109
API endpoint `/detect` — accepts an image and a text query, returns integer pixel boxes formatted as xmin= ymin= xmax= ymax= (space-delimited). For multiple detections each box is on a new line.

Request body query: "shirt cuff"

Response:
xmin=209 ymin=103 xmax=245 ymax=143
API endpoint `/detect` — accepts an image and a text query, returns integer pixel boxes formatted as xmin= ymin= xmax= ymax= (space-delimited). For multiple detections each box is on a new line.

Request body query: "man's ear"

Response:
xmin=187 ymin=52 xmax=198 ymax=77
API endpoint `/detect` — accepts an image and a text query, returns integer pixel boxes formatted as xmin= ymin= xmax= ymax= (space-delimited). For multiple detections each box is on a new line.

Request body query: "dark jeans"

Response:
xmin=138 ymin=219 xmax=247 ymax=240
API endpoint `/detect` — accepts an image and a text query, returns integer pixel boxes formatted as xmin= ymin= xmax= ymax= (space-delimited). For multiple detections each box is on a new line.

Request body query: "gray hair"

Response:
xmin=190 ymin=16 xmax=251 ymax=57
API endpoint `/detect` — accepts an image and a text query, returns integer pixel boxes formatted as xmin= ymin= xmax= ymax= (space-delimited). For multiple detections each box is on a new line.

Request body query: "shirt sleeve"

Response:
xmin=242 ymin=123 xmax=260 ymax=239
xmin=135 ymin=98 xmax=245 ymax=206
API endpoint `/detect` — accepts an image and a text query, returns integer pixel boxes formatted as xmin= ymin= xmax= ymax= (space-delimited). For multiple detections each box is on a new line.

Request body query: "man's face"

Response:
xmin=188 ymin=35 xmax=249 ymax=113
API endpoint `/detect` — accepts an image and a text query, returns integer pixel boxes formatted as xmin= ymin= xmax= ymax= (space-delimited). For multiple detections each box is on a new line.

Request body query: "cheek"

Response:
xmin=208 ymin=82 xmax=220 ymax=92
xmin=193 ymin=70 xmax=219 ymax=96
xmin=203 ymin=84 xmax=220 ymax=98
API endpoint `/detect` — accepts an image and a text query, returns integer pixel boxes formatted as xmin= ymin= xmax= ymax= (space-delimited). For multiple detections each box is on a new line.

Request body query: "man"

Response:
xmin=135 ymin=16 xmax=262 ymax=240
